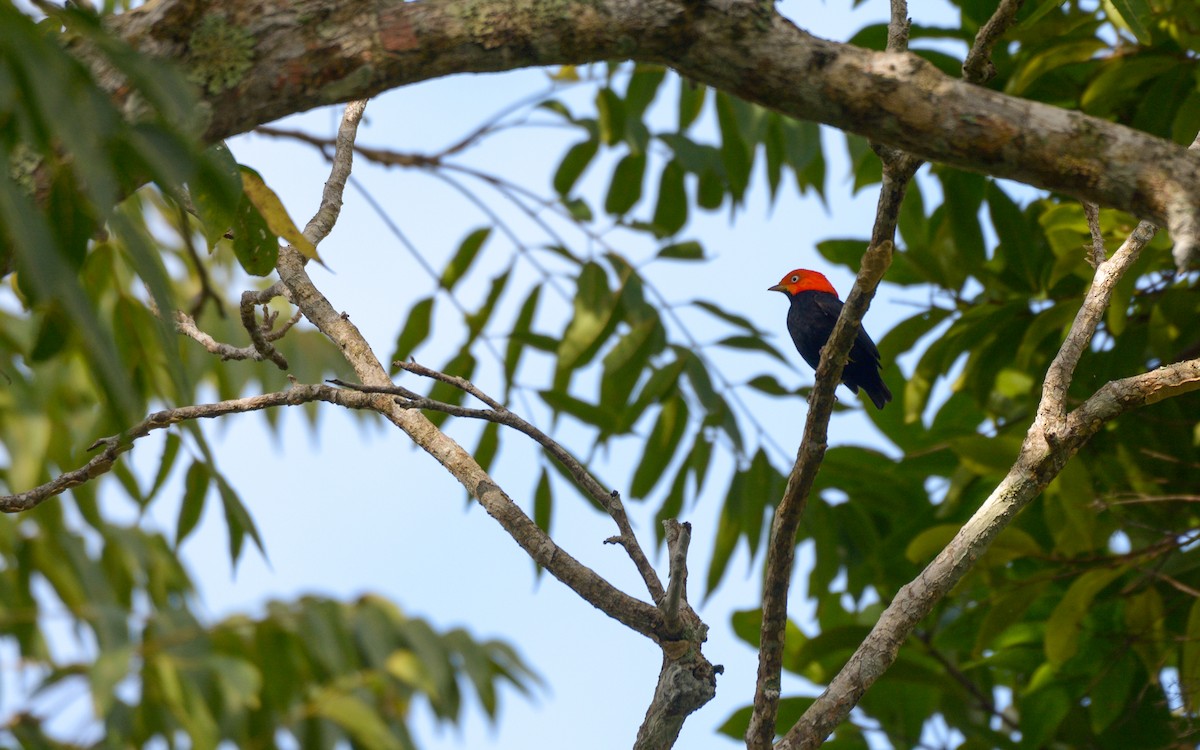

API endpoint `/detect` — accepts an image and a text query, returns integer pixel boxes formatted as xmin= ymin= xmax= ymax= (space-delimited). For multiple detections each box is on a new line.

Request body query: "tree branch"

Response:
xmin=778 ymin=134 xmax=1200 ymax=742
xmin=961 ymin=0 xmax=1024 ymax=84
xmin=106 ymin=0 xmax=1200 ymax=236
xmin=747 ymin=239 xmax=893 ymax=749
xmin=0 ymin=385 xmax=380 ymax=513
xmin=332 ymin=364 xmax=667 ymax=606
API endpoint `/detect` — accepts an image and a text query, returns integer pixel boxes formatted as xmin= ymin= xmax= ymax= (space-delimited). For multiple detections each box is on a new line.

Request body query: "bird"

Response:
xmin=769 ymin=268 xmax=892 ymax=409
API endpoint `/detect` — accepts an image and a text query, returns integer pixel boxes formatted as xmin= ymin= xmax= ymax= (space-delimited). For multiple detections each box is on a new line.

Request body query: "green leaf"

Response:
xmin=239 ymin=166 xmax=321 ymax=263
xmin=1181 ymin=598 xmax=1200 ymax=711
xmin=1106 ymin=0 xmax=1152 ymax=43
xmin=1018 ymin=686 xmax=1070 ymax=749
xmin=505 ymin=287 xmax=541 ymax=386
xmin=715 ymin=92 xmax=751 ymax=201
xmin=556 ymin=262 xmax=620 ymax=383
xmin=440 ymin=227 xmax=491 ymax=291
xmin=1044 ymin=568 xmax=1123 ymax=665
xmin=538 ymin=389 xmax=614 ymax=431
xmin=553 ymin=139 xmax=599 ymax=196
xmin=230 ymin=193 xmax=279 ymax=276
xmin=313 ymin=689 xmax=405 ymax=750
xmin=596 ymin=87 xmax=625 ymax=146
xmin=625 ymin=65 xmax=666 ymax=117
xmin=391 ymin=297 xmax=434 ymax=365
xmin=474 ymin=422 xmax=500 ymax=474
xmin=534 ymin=468 xmax=552 ymax=533
xmin=652 ymin=160 xmax=687 ymax=236
xmin=176 ymin=460 xmax=210 ymax=548
xmin=465 ymin=267 xmax=511 ymax=342
xmin=604 ymin=152 xmax=647 ymax=215
xmin=677 ymin=80 xmax=706 ymax=131
xmin=89 ymin=646 xmax=132 ymax=718
xmin=215 ymin=474 xmax=265 ymax=567
xmin=630 ymin=395 xmax=688 ymax=498
xmin=191 ymin=142 xmax=243 ymax=247
xmin=715 ymin=335 xmax=791 ymax=364
xmin=692 ymin=300 xmax=765 ymax=335
xmin=657 ymin=240 xmax=704 ymax=260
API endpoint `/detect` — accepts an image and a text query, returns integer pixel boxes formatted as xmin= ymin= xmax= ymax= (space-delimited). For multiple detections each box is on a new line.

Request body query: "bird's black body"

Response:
xmin=785 ymin=290 xmax=892 ymax=409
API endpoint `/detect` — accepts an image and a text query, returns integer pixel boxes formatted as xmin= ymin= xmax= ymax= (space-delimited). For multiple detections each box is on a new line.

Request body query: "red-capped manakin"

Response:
xmin=769 ymin=268 xmax=892 ymax=409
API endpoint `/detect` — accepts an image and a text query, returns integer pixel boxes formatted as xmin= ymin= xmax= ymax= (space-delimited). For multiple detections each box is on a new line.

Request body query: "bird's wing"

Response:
xmin=809 ymin=293 xmax=881 ymax=363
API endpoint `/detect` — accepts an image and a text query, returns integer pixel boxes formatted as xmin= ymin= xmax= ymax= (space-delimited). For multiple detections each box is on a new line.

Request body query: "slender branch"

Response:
xmin=273 ymin=250 xmax=667 ymax=639
xmin=746 ymin=240 xmax=894 ymax=749
xmin=962 ymin=0 xmax=1024 ymax=84
xmin=661 ymin=520 xmax=692 ymax=632
xmin=780 ymin=133 xmax=1200 ymax=746
xmin=755 ymin=3 xmax=1039 ymax=742
xmin=173 ymin=310 xmax=271 ymax=363
xmin=915 ymin=631 xmax=1019 ymax=731
xmin=1083 ymin=202 xmax=1107 ymax=268
xmin=0 ymin=385 xmax=381 ymax=513
xmin=238 ymin=296 xmax=290 ymax=370
xmin=1038 ymin=220 xmax=1156 ymax=422
xmin=778 ymin=355 xmax=1200 ymax=750
xmin=332 ymin=364 xmax=667 ymax=606
xmin=303 ymin=99 xmax=368 ymax=246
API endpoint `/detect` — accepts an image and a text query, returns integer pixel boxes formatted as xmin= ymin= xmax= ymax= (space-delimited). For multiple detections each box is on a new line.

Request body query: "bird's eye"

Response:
xmin=790 ymin=275 xmax=799 ymax=283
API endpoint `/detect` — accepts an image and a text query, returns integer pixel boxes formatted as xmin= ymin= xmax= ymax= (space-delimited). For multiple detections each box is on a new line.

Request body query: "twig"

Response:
xmin=303 ymin=99 xmax=367 ymax=246
xmin=1083 ymin=202 xmax=1107 ymax=268
xmin=331 ymin=363 xmax=667 ymax=606
xmin=238 ymin=295 xmax=290 ymax=370
xmin=661 ymin=520 xmax=691 ymax=632
xmin=0 ymin=385 xmax=382 ymax=513
xmin=175 ymin=309 xmax=286 ymax=364
xmin=962 ymin=0 xmax=1025 ymax=84
xmin=1038 ymin=220 xmax=1156 ymax=422
xmin=915 ymin=632 xmax=1020 ymax=731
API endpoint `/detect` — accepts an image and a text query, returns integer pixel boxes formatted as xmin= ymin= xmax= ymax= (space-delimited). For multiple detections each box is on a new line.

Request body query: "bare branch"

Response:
xmin=661 ymin=520 xmax=692 ymax=632
xmin=238 ymin=295 xmax=291 ymax=370
xmin=1037 ymin=220 xmax=1156 ymax=422
xmin=0 ymin=385 xmax=381 ymax=513
xmin=747 ymin=240 xmax=894 ymax=749
xmin=334 ymin=365 xmax=667 ymax=606
xmin=303 ymin=99 xmax=368 ymax=246
xmin=1083 ymin=202 xmax=1107 ymax=268
xmin=175 ymin=309 xmax=287 ymax=364
xmin=634 ymin=520 xmax=715 ymax=750
xmin=962 ymin=0 xmax=1024 ymax=84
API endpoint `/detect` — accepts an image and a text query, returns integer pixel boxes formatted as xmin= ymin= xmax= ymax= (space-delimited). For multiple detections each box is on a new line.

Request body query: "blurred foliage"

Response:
xmin=3 ymin=0 xmax=1200 ymax=748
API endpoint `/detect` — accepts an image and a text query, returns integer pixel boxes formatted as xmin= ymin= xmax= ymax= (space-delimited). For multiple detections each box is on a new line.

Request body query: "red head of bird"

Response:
xmin=767 ymin=269 xmax=839 ymax=297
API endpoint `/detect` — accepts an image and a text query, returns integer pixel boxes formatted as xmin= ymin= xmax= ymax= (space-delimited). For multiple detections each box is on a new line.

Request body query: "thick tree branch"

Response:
xmin=0 ymin=385 xmax=380 ymax=513
xmin=106 ymin=0 xmax=1200 ymax=242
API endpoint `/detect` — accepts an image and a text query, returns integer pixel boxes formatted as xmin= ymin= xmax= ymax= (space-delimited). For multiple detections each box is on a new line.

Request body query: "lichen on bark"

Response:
xmin=187 ymin=14 xmax=254 ymax=95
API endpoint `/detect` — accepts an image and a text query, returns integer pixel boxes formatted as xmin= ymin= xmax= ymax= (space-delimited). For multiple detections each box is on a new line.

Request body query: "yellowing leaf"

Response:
xmin=239 ymin=166 xmax=322 ymax=264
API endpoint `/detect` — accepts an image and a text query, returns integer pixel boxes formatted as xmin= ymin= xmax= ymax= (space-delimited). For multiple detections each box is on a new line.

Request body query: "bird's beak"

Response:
xmin=768 ymin=284 xmax=786 ymax=293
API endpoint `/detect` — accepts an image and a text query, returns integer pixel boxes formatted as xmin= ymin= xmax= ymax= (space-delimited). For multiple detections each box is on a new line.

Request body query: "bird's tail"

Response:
xmin=865 ymin=380 xmax=892 ymax=410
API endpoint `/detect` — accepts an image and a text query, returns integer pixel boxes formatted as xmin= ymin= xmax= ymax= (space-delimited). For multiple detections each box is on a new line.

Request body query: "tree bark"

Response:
xmin=108 ymin=0 xmax=1200 ymax=241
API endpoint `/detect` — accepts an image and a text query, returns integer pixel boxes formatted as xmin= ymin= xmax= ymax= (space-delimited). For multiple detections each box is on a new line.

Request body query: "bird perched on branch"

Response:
xmin=769 ymin=268 xmax=892 ymax=409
